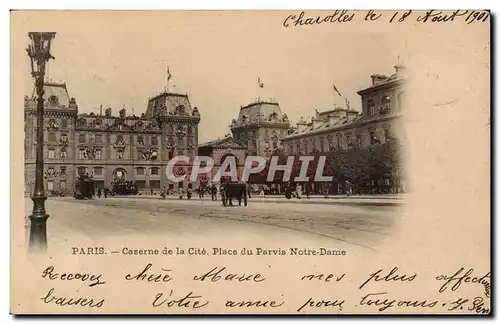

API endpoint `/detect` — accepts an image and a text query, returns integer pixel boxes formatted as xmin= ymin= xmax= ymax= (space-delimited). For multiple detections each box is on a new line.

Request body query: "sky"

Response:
xmin=18 ymin=11 xmax=401 ymax=143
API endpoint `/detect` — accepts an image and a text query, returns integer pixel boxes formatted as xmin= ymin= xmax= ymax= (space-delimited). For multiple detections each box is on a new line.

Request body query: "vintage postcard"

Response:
xmin=10 ymin=10 xmax=490 ymax=315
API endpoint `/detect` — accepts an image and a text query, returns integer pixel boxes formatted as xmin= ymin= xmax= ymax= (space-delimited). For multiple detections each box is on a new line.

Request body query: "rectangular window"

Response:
xmin=178 ymin=137 xmax=183 ymax=146
xmin=151 ymin=168 xmax=159 ymax=175
xmin=151 ymin=150 xmax=158 ymax=161
xmin=117 ymin=150 xmax=123 ymax=159
xmin=151 ymin=136 xmax=158 ymax=146
xmin=94 ymin=167 xmax=103 ymax=176
xmin=59 ymin=180 xmax=66 ymax=191
xmin=61 ymin=119 xmax=68 ymax=128
xmin=95 ymin=149 xmax=102 ymax=159
xmin=136 ymin=180 xmax=146 ymax=189
xmin=137 ymin=135 xmax=144 ymax=145
xmin=60 ymin=166 xmax=66 ymax=175
xmin=79 ymin=133 xmax=86 ymax=143
xmin=150 ymin=180 xmax=161 ymax=189
xmin=137 ymin=168 xmax=145 ymax=176
xmin=187 ymin=126 xmax=193 ymax=135
xmin=79 ymin=149 xmax=86 ymax=159
xmin=48 ymin=132 xmax=56 ymax=142
xmin=48 ymin=149 xmax=55 ymax=159
xmin=356 ymin=135 xmax=362 ymax=146
xmin=95 ymin=134 xmax=102 ymax=144
xmin=47 ymin=180 xmax=54 ymax=191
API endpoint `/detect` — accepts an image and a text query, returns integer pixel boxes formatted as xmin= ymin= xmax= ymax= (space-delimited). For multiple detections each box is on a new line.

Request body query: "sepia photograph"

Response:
xmin=10 ymin=10 xmax=490 ymax=315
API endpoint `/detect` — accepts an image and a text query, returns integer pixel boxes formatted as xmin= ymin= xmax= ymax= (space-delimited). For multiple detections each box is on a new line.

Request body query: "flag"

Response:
xmin=258 ymin=77 xmax=264 ymax=88
xmin=333 ymin=85 xmax=342 ymax=97
xmin=167 ymin=67 xmax=172 ymax=81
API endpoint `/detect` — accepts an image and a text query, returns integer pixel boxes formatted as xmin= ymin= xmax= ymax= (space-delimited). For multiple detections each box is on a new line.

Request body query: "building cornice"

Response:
xmin=282 ymin=114 xmax=402 ymax=141
xmin=25 ymin=109 xmax=78 ymax=117
xmin=357 ymin=79 xmax=405 ymax=96
xmin=231 ymin=122 xmax=290 ymax=131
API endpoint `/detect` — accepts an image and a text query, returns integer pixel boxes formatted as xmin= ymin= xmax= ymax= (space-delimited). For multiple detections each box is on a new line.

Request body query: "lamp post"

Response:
xmin=26 ymin=32 xmax=56 ymax=253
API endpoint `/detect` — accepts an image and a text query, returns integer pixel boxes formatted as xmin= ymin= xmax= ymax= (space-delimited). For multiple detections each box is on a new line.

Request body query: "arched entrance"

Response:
xmin=219 ymin=153 xmax=238 ymax=183
xmin=113 ymin=168 xmax=127 ymax=181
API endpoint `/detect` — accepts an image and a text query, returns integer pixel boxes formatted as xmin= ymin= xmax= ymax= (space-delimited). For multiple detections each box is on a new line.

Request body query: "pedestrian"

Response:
xmin=344 ymin=180 xmax=352 ymax=196
xmin=97 ymin=188 xmax=102 ymax=199
xmin=259 ymin=185 xmax=265 ymax=197
xmin=104 ymin=188 xmax=108 ymax=198
xmin=150 ymin=188 xmax=154 ymax=196
xmin=323 ymin=184 xmax=330 ymax=199
xmin=296 ymin=184 xmax=302 ymax=199
xmin=187 ymin=188 xmax=192 ymax=200
xmin=179 ymin=188 xmax=184 ymax=200
xmin=211 ymin=184 xmax=217 ymax=201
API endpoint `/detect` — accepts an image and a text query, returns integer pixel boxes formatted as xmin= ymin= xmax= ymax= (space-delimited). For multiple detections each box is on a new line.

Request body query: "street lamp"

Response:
xmin=26 ymin=32 xmax=56 ymax=253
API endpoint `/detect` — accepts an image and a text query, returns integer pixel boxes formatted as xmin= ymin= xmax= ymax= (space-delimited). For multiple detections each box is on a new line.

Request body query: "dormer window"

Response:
xmin=48 ymin=95 xmax=58 ymax=105
xmin=175 ymin=105 xmax=186 ymax=115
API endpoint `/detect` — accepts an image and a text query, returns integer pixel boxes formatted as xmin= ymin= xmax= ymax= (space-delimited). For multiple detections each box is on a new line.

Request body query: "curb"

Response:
xmin=93 ymin=196 xmax=404 ymax=207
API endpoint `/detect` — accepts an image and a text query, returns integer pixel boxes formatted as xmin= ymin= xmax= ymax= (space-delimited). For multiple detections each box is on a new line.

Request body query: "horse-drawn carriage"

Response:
xmin=221 ymin=182 xmax=248 ymax=207
xmin=74 ymin=175 xmax=94 ymax=199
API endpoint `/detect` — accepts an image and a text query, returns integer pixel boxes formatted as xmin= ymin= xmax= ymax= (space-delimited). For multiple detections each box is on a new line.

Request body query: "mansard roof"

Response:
xmin=146 ymin=92 xmax=199 ymax=118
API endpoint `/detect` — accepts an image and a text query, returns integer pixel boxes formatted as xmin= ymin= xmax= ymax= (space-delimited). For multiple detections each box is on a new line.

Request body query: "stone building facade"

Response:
xmin=24 ymin=82 xmax=201 ymax=196
xmin=281 ymin=65 xmax=406 ymax=155
xmin=230 ymin=100 xmax=291 ymax=158
xmin=198 ymin=136 xmax=247 ymax=184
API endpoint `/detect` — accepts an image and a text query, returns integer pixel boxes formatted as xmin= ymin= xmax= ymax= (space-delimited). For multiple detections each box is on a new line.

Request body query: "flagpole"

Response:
xmin=332 ymin=86 xmax=337 ymax=109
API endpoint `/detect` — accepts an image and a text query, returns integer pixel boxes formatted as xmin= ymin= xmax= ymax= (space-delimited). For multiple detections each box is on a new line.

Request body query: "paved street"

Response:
xmin=23 ymin=196 xmax=403 ymax=254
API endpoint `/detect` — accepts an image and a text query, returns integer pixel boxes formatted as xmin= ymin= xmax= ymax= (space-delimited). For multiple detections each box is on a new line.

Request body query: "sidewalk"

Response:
xmin=101 ymin=193 xmax=407 ymax=207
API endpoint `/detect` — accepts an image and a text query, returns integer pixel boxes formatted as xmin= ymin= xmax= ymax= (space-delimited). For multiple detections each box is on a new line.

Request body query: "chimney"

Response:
xmin=119 ymin=108 xmax=126 ymax=118
xmin=296 ymin=117 xmax=308 ymax=133
xmin=370 ymin=74 xmax=388 ymax=86
xmin=105 ymin=108 xmax=112 ymax=117
xmin=394 ymin=64 xmax=406 ymax=78
xmin=311 ymin=118 xmax=322 ymax=129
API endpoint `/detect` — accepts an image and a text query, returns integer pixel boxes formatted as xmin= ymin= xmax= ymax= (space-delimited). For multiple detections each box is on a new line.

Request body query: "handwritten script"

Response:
xmin=282 ymin=10 xmax=489 ymax=28
xmin=35 ymin=262 xmax=490 ymax=314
